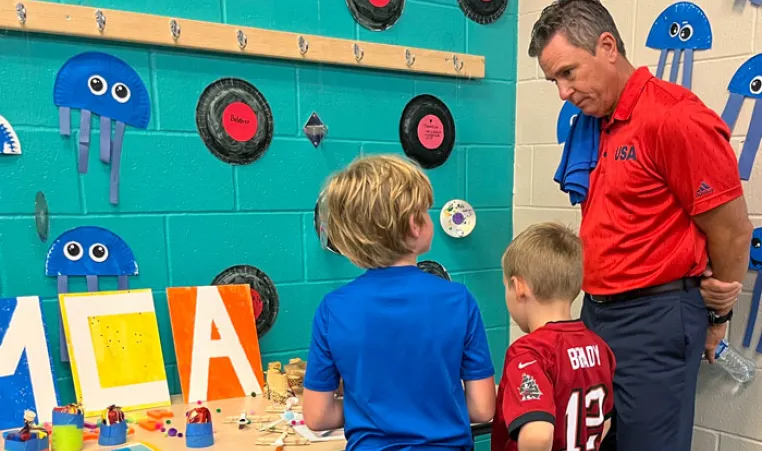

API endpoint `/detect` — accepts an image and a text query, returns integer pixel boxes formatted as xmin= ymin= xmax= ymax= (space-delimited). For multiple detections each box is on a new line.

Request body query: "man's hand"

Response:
xmin=700 ymin=268 xmax=741 ymax=314
xmin=705 ymin=322 xmax=728 ymax=363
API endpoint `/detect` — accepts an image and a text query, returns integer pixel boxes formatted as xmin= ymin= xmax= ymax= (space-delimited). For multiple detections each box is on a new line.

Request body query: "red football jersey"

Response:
xmin=491 ymin=321 xmax=616 ymax=451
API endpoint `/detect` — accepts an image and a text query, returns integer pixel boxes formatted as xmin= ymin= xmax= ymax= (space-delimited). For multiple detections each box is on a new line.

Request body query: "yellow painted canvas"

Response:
xmin=89 ymin=312 xmax=166 ymax=388
xmin=60 ymin=289 xmax=171 ymax=416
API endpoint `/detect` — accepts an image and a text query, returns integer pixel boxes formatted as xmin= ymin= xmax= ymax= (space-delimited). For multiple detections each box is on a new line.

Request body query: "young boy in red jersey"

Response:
xmin=492 ymin=222 xmax=616 ymax=451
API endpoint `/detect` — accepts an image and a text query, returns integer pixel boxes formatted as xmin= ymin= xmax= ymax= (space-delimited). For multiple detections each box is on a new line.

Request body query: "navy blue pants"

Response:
xmin=581 ymin=286 xmax=708 ymax=451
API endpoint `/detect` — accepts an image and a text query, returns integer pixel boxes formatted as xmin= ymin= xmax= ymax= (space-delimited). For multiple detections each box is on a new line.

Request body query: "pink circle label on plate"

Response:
xmin=369 ymin=0 xmax=391 ymax=6
xmin=417 ymin=114 xmax=445 ymax=150
xmin=223 ymin=102 xmax=258 ymax=142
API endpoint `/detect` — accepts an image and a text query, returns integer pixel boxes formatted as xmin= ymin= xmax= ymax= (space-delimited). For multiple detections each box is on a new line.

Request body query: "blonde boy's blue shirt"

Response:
xmin=304 ymin=264 xmax=494 ymax=451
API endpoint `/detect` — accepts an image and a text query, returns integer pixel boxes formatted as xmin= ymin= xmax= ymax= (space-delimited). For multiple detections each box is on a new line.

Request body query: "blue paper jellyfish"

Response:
xmin=556 ymin=101 xmax=581 ymax=144
xmin=45 ymin=226 xmax=138 ymax=361
xmin=54 ymin=52 xmax=150 ymax=205
xmin=646 ymin=2 xmax=712 ymax=90
xmin=743 ymin=227 xmax=762 ymax=352
xmin=721 ymin=54 xmax=762 ymax=181
xmin=752 ymin=0 xmax=762 ymax=6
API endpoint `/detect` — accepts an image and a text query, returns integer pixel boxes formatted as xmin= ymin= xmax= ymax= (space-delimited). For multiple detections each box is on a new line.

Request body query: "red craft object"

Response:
xmin=104 ymin=405 xmax=125 ymax=424
xmin=186 ymin=407 xmax=211 ymax=424
xmin=18 ymin=427 xmax=32 ymax=442
xmin=53 ymin=403 xmax=83 ymax=415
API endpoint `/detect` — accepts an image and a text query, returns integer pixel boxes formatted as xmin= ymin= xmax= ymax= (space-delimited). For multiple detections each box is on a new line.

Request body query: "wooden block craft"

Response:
xmin=59 ymin=289 xmax=171 ymax=416
xmin=166 ymin=285 xmax=265 ymax=403
xmin=0 ymin=296 xmax=59 ymax=430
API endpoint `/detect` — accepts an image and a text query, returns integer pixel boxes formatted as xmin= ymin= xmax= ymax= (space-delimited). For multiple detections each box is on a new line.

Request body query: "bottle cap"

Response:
xmin=714 ymin=338 xmax=729 ymax=360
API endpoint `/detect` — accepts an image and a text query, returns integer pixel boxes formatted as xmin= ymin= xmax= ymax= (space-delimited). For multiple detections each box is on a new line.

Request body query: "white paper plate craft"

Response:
xmin=440 ymin=199 xmax=476 ymax=238
xmin=0 ymin=115 xmax=21 ymax=154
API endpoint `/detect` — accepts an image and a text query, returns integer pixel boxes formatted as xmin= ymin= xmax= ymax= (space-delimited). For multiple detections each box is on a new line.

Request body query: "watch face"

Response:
xmin=709 ymin=309 xmax=732 ymax=324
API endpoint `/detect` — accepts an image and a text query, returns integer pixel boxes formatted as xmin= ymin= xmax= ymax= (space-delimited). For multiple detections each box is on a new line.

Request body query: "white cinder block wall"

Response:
xmin=514 ymin=1 xmax=762 ymax=450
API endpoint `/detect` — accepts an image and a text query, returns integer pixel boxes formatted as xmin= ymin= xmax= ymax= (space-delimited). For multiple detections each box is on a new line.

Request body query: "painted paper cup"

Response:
xmin=2 ymin=431 xmax=49 ymax=451
xmin=51 ymin=411 xmax=84 ymax=451
xmin=185 ymin=423 xmax=214 ymax=448
xmin=97 ymin=421 xmax=127 ymax=446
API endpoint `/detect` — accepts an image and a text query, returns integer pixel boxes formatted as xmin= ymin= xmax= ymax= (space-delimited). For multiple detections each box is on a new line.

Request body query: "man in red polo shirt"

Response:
xmin=526 ymin=1 xmax=753 ymax=451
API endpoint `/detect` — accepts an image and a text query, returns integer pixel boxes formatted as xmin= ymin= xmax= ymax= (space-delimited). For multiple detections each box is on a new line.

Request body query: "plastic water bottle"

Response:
xmin=714 ymin=339 xmax=756 ymax=383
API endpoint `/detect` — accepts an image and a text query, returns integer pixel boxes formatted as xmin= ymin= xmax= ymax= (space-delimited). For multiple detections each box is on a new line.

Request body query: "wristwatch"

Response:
xmin=708 ymin=309 xmax=733 ymax=325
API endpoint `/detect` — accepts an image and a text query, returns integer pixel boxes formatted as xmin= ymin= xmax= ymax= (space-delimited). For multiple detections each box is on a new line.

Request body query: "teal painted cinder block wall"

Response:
xmin=0 ymin=0 xmax=516 ymax=446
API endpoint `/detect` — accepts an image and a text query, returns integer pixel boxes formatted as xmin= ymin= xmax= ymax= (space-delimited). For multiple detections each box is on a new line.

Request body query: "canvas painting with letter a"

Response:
xmin=59 ymin=289 xmax=171 ymax=416
xmin=0 ymin=296 xmax=59 ymax=430
xmin=166 ymin=285 xmax=265 ymax=403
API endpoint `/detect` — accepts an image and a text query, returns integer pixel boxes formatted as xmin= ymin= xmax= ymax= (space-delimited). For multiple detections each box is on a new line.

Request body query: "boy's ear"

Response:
xmin=512 ymin=276 xmax=530 ymax=301
xmin=408 ymin=214 xmax=421 ymax=238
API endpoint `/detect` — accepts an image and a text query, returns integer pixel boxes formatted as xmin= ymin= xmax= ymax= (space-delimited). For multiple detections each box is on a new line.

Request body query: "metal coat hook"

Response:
xmin=452 ymin=54 xmax=464 ymax=72
xmin=298 ymin=35 xmax=309 ymax=55
xmin=237 ymin=29 xmax=248 ymax=50
xmin=170 ymin=19 xmax=181 ymax=41
xmin=95 ymin=9 xmax=106 ymax=33
xmin=353 ymin=43 xmax=364 ymax=62
xmin=16 ymin=2 xmax=26 ymax=25
xmin=405 ymin=48 xmax=415 ymax=67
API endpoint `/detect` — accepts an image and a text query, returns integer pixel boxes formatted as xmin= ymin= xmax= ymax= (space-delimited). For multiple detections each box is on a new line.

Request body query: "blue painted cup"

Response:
xmin=185 ymin=422 xmax=214 ymax=448
xmin=98 ymin=421 xmax=128 ymax=446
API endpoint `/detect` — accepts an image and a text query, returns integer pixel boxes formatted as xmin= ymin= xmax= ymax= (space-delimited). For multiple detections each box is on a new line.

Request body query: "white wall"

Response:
xmin=514 ymin=1 xmax=762 ymax=449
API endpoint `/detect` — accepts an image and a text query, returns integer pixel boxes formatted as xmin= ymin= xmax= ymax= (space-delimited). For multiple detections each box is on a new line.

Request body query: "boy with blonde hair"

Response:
xmin=303 ymin=154 xmax=496 ymax=450
xmin=492 ymin=223 xmax=615 ymax=451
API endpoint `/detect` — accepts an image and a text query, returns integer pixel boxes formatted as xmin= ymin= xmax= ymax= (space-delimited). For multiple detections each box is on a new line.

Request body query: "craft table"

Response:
xmin=0 ymin=395 xmax=346 ymax=451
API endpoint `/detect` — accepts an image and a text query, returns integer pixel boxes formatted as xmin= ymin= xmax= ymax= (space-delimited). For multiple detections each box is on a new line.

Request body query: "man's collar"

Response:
xmin=606 ymin=66 xmax=653 ymax=124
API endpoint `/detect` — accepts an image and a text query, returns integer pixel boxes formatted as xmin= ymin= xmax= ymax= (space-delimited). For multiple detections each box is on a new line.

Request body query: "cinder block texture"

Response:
xmin=0 ymin=0 xmax=518 ymax=421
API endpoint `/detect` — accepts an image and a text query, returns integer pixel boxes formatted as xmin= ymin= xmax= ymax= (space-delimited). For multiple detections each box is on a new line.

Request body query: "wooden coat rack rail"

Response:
xmin=0 ymin=1 xmax=486 ymax=79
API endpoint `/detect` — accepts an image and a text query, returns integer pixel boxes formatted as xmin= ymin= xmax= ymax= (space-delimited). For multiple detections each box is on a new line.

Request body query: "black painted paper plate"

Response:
xmin=417 ymin=260 xmax=451 ymax=281
xmin=196 ymin=78 xmax=274 ymax=165
xmin=35 ymin=191 xmax=49 ymax=242
xmin=458 ymin=0 xmax=507 ymax=25
xmin=211 ymin=265 xmax=279 ymax=338
xmin=346 ymin=0 xmax=405 ymax=31
xmin=314 ymin=196 xmax=341 ymax=254
xmin=400 ymin=94 xmax=455 ymax=169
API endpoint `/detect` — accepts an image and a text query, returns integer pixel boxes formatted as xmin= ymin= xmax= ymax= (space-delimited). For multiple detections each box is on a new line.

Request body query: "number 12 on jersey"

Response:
xmin=563 ymin=386 xmax=608 ymax=451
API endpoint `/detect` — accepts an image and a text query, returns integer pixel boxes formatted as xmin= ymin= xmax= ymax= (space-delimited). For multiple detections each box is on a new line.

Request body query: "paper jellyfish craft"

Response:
xmin=752 ymin=0 xmax=762 ymax=6
xmin=744 ymin=227 xmax=762 ymax=352
xmin=721 ymin=53 xmax=762 ymax=181
xmin=54 ymin=52 xmax=150 ymax=205
xmin=646 ymin=2 xmax=712 ymax=90
xmin=556 ymin=101 xmax=581 ymax=145
xmin=0 ymin=115 xmax=21 ymax=155
xmin=45 ymin=226 xmax=138 ymax=361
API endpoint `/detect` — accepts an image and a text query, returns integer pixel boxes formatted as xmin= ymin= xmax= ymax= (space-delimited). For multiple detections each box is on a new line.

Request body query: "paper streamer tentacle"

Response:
xmin=57 ymin=275 xmax=70 ymax=362
xmin=110 ymin=121 xmax=126 ymax=205
xmin=100 ymin=116 xmax=112 ymax=164
xmin=738 ymin=99 xmax=762 ymax=181
xmin=669 ymin=49 xmax=683 ymax=84
xmin=59 ymin=106 xmax=71 ymax=136
xmin=86 ymin=275 xmax=99 ymax=292
xmin=682 ymin=49 xmax=694 ymax=90
xmin=721 ymin=92 xmax=745 ymax=131
xmin=78 ymin=109 xmax=92 ymax=174
xmin=656 ymin=49 xmax=668 ymax=79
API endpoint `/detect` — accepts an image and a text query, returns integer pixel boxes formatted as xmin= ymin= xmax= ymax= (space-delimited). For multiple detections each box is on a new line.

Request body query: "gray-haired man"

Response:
xmin=526 ymin=1 xmax=751 ymax=450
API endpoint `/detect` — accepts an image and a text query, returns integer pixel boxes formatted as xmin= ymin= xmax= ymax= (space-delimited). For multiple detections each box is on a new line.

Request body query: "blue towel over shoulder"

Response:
xmin=553 ymin=112 xmax=602 ymax=206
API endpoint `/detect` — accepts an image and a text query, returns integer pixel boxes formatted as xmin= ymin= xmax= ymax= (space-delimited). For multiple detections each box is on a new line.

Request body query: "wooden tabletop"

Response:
xmin=1 ymin=395 xmax=346 ymax=450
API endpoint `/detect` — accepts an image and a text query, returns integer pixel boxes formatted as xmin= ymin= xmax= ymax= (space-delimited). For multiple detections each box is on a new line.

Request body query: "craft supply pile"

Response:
xmin=2 ymin=358 xmax=342 ymax=450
